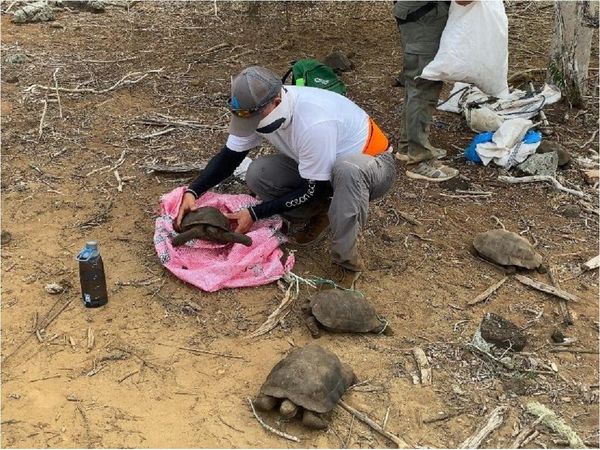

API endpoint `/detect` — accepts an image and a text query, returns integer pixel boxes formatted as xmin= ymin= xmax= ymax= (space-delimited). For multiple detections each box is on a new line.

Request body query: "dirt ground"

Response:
xmin=1 ymin=1 xmax=599 ymax=448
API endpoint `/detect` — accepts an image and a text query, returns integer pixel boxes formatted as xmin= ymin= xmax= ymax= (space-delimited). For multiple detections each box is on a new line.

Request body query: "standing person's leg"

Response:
xmin=329 ymin=151 xmax=396 ymax=275
xmin=245 ymin=154 xmax=329 ymax=223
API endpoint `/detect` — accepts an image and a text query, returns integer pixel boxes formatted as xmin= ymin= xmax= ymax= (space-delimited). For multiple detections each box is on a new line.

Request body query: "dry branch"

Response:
xmin=459 ymin=406 xmax=508 ymax=448
xmin=52 ymin=68 xmax=63 ymax=119
xmin=468 ymin=276 xmax=508 ymax=306
xmin=549 ymin=266 xmax=573 ymax=325
xmin=339 ymin=400 xmax=410 ymax=448
xmin=515 ymin=274 xmax=581 ymax=302
xmin=27 ymin=68 xmax=164 ymax=95
xmin=510 ymin=415 xmax=546 ymax=449
xmin=246 ymin=281 xmax=296 ymax=339
xmin=412 ymin=347 xmax=432 ymax=385
xmin=498 ymin=175 xmax=590 ymax=200
xmin=247 ymin=397 xmax=299 ymax=443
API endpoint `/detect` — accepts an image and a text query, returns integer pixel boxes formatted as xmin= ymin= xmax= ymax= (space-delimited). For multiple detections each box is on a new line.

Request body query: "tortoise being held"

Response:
xmin=473 ymin=229 xmax=542 ymax=270
xmin=171 ymin=207 xmax=252 ymax=247
xmin=253 ymin=344 xmax=357 ymax=429
xmin=302 ymin=290 xmax=392 ymax=338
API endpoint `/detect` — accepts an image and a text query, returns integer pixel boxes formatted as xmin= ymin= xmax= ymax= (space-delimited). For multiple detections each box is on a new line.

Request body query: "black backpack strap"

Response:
xmin=281 ymin=67 xmax=294 ymax=84
xmin=396 ymin=1 xmax=437 ymax=24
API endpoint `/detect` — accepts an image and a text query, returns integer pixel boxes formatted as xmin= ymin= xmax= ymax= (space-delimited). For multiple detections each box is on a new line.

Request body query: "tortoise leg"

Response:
xmin=341 ymin=362 xmax=358 ymax=389
xmin=206 ymin=227 xmax=252 ymax=247
xmin=279 ymin=399 xmax=298 ymax=418
xmin=171 ymin=227 xmax=201 ymax=246
xmin=302 ymin=410 xmax=328 ymax=430
xmin=301 ymin=302 xmax=321 ymax=338
xmin=254 ymin=394 xmax=278 ymax=411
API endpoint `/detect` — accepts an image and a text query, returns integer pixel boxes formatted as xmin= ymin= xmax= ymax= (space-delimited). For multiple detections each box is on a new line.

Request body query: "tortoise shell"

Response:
xmin=473 ymin=229 xmax=542 ymax=269
xmin=310 ymin=290 xmax=388 ymax=334
xmin=259 ymin=344 xmax=356 ymax=414
xmin=172 ymin=207 xmax=252 ymax=247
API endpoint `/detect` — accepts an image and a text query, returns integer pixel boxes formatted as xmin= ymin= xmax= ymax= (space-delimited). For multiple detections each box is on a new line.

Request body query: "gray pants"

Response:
xmin=396 ymin=2 xmax=449 ymax=164
xmin=246 ymin=152 xmax=396 ymax=271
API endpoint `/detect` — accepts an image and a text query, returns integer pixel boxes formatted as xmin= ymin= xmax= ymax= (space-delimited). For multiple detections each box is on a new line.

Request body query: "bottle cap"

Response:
xmin=86 ymin=241 xmax=98 ymax=250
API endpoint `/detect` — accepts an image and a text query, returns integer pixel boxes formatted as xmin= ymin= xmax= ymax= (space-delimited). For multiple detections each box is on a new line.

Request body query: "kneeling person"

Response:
xmin=176 ymin=66 xmax=396 ymax=286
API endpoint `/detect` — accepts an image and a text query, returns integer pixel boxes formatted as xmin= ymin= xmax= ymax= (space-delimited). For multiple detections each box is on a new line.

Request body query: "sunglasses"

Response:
xmin=228 ymin=96 xmax=274 ymax=118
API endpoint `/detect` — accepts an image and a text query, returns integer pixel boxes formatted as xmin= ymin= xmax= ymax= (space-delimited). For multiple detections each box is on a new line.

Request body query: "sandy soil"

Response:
xmin=1 ymin=1 xmax=599 ymax=448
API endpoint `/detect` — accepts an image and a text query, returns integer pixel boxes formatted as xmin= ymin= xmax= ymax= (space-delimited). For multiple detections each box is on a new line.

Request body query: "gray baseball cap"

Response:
xmin=228 ymin=66 xmax=282 ymax=137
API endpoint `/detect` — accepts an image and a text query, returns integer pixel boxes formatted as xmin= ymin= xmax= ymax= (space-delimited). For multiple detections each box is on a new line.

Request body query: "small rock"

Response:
xmin=551 ymin=329 xmax=566 ymax=343
xmin=45 ymin=283 xmax=64 ymax=294
xmin=480 ymin=312 xmax=527 ymax=351
xmin=4 ymin=74 xmax=20 ymax=83
xmin=50 ymin=22 xmax=65 ymax=29
xmin=8 ymin=393 xmax=21 ymax=400
xmin=66 ymin=394 xmax=80 ymax=401
xmin=12 ymin=2 xmax=55 ymax=23
xmin=1 ymin=230 xmax=12 ymax=245
xmin=538 ymin=141 xmax=571 ymax=167
xmin=322 ymin=50 xmax=354 ymax=73
xmin=517 ymin=152 xmax=559 ymax=177
xmin=4 ymin=54 xmax=28 ymax=65
xmin=65 ymin=0 xmax=106 ymax=13
xmin=559 ymin=204 xmax=581 ymax=218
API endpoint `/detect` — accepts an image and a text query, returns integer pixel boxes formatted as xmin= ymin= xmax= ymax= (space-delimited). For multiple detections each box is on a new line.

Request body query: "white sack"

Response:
xmin=421 ymin=1 xmax=509 ymax=97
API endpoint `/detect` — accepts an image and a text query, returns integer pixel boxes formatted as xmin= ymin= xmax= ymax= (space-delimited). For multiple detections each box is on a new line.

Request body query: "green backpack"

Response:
xmin=282 ymin=58 xmax=347 ymax=96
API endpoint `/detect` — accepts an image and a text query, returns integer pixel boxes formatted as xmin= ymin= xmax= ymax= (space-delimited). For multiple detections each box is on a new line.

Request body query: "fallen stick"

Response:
xmin=508 ymin=67 xmax=546 ymax=82
xmin=133 ymin=127 xmax=175 ymax=140
xmin=246 ymin=397 xmax=299 ymax=443
xmin=583 ymin=255 xmax=599 ymax=271
xmin=144 ymin=162 xmax=206 ymax=174
xmin=412 ymin=347 xmax=432 ymax=385
xmin=38 ymin=95 xmax=48 ymax=139
xmin=498 ymin=175 xmax=590 ymax=200
xmin=53 ymin=68 xmax=63 ymax=119
xmin=339 ymin=400 xmax=410 ymax=448
xmin=114 ymin=170 xmax=123 ymax=192
xmin=468 ymin=276 xmax=508 ymax=306
xmin=579 ymin=128 xmax=599 ymax=149
xmin=27 ymin=68 xmax=163 ymax=95
xmin=510 ymin=414 xmax=546 ymax=448
xmin=156 ymin=342 xmax=244 ymax=360
xmin=549 ymin=266 xmax=573 ymax=326
xmin=398 ymin=211 xmax=422 ymax=227
xmin=548 ymin=348 xmax=597 ymax=354
xmin=85 ymin=165 xmax=111 ymax=177
xmin=246 ymin=281 xmax=296 ymax=339
xmin=526 ymin=401 xmax=585 ymax=448
xmin=514 ymin=274 xmax=581 ymax=303
xmin=458 ymin=405 xmax=508 ymax=448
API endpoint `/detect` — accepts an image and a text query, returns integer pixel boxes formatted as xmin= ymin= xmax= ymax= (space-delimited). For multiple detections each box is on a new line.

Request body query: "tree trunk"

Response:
xmin=547 ymin=0 xmax=599 ymax=107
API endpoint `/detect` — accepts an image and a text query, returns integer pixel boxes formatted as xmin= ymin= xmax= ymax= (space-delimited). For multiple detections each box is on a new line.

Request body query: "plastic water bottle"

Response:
xmin=76 ymin=241 xmax=108 ymax=308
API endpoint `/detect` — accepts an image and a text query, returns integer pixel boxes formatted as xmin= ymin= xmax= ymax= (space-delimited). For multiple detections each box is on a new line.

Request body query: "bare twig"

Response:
xmin=38 ymin=95 xmax=48 ymax=139
xmin=132 ymin=127 xmax=175 ymax=140
xmin=246 ymin=281 xmax=297 ymax=339
xmin=246 ymin=397 xmax=299 ymax=443
xmin=52 ymin=68 xmax=63 ymax=119
xmin=114 ymin=170 xmax=123 ymax=192
xmin=398 ymin=211 xmax=422 ymax=227
xmin=510 ymin=415 xmax=547 ymax=448
xmin=498 ymin=175 xmax=590 ymax=200
xmin=459 ymin=406 xmax=508 ymax=448
xmin=468 ymin=276 xmax=508 ymax=306
xmin=156 ymin=342 xmax=244 ymax=360
xmin=514 ymin=274 xmax=581 ymax=302
xmin=549 ymin=266 xmax=573 ymax=325
xmin=339 ymin=400 xmax=410 ymax=448
xmin=27 ymin=68 xmax=164 ymax=95
xmin=579 ymin=128 xmax=599 ymax=149
xmin=412 ymin=347 xmax=432 ymax=385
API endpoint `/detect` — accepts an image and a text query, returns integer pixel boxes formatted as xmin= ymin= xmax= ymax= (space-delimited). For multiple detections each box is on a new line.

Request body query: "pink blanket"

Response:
xmin=154 ymin=187 xmax=294 ymax=292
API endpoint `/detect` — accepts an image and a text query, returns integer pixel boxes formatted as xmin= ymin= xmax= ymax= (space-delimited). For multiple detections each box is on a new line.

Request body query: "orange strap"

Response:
xmin=362 ymin=117 xmax=389 ymax=157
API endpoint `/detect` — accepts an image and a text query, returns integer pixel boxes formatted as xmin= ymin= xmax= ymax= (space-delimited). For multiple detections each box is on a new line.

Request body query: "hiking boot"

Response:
xmin=319 ymin=258 xmax=364 ymax=291
xmin=288 ymin=212 xmax=330 ymax=247
xmin=406 ymin=160 xmax=459 ymax=182
xmin=395 ymin=147 xmax=447 ymax=163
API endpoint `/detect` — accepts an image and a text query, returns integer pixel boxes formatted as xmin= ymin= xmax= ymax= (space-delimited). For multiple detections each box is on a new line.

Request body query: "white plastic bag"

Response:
xmin=421 ymin=1 xmax=509 ymax=97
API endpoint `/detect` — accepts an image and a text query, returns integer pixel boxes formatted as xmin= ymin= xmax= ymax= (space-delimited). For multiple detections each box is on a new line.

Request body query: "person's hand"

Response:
xmin=455 ymin=1 xmax=474 ymax=5
xmin=175 ymin=192 xmax=197 ymax=232
xmin=224 ymin=209 xmax=254 ymax=234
